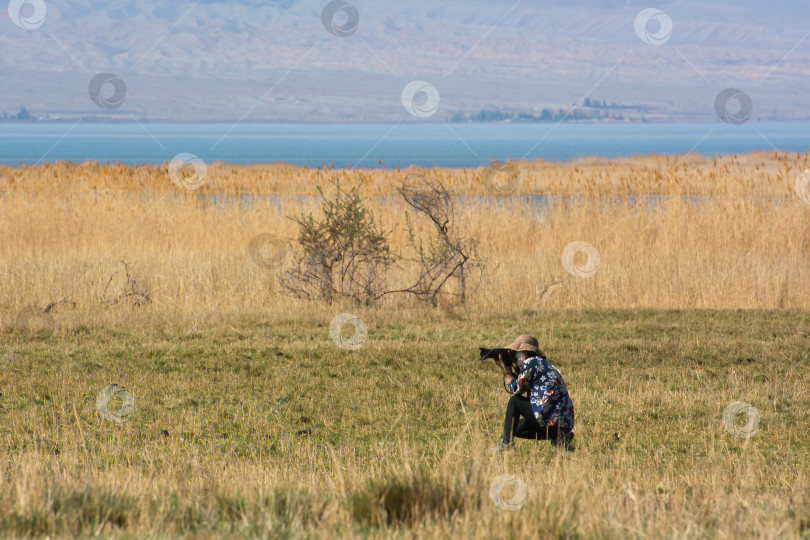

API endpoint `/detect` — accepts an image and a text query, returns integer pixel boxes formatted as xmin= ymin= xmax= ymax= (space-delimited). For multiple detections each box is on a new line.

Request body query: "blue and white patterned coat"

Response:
xmin=507 ymin=356 xmax=575 ymax=429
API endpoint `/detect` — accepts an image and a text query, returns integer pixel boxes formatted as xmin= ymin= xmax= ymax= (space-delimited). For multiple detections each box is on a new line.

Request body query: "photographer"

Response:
xmin=491 ymin=334 xmax=574 ymax=452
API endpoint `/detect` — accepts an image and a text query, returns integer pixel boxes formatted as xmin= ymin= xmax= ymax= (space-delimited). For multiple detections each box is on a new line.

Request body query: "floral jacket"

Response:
xmin=507 ymin=356 xmax=575 ymax=429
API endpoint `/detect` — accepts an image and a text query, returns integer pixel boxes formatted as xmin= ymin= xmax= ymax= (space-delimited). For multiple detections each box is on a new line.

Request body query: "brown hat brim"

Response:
xmin=505 ymin=335 xmax=540 ymax=354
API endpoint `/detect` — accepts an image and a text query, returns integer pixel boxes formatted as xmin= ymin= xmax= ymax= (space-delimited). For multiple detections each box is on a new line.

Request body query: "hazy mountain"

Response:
xmin=1 ymin=0 xmax=808 ymax=121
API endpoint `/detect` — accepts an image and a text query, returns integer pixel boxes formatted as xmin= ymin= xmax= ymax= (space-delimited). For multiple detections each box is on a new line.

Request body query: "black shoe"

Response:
xmin=551 ymin=430 xmax=574 ymax=449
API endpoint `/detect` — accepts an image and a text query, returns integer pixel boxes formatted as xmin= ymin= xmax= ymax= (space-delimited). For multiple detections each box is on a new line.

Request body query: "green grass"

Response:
xmin=1 ymin=307 xmax=809 ymax=538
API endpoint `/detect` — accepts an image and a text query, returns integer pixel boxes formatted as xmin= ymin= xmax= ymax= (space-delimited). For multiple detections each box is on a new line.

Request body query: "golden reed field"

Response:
xmin=1 ymin=150 xmax=809 ymax=321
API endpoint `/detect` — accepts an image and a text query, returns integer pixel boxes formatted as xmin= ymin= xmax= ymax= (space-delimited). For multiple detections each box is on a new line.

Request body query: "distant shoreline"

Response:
xmin=1 ymin=118 xmax=807 ymax=125
xmin=1 ymin=149 xmax=806 ymax=172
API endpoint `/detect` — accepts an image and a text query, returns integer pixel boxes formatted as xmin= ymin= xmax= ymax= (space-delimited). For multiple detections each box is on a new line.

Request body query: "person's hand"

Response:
xmin=494 ymin=354 xmax=511 ymax=374
xmin=496 ymin=354 xmax=517 ymax=385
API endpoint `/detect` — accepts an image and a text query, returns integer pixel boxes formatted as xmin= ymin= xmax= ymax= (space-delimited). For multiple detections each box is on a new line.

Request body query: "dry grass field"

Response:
xmin=1 ymin=152 xmax=809 ymax=538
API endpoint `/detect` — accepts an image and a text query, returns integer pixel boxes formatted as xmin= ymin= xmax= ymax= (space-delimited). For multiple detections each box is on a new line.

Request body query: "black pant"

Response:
xmin=503 ymin=394 xmax=572 ymax=445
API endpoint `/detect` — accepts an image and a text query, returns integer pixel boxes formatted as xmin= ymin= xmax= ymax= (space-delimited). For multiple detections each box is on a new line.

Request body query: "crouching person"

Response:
xmin=493 ymin=335 xmax=575 ymax=452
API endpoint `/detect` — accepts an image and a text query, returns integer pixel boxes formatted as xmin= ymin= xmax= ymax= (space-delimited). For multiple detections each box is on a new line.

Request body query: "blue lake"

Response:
xmin=0 ymin=121 xmax=808 ymax=168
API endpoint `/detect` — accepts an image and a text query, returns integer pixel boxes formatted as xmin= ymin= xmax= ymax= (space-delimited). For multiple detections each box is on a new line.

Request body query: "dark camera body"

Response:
xmin=478 ymin=347 xmax=519 ymax=372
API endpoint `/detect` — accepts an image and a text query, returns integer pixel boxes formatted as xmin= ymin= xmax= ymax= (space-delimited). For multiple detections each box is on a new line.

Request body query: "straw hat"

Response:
xmin=506 ymin=334 xmax=545 ymax=357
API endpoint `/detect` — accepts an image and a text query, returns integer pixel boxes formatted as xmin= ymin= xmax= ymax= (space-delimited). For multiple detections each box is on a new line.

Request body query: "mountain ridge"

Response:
xmin=1 ymin=0 xmax=808 ymax=121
